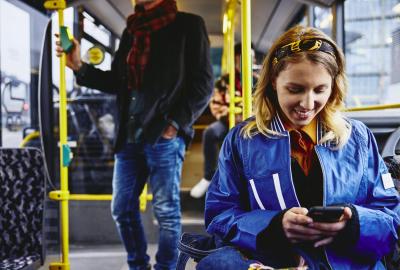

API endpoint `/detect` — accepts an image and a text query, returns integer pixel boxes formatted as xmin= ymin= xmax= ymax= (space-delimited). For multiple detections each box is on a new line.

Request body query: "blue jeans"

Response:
xmin=196 ymin=246 xmax=330 ymax=270
xmin=111 ymin=137 xmax=186 ymax=270
xmin=196 ymin=246 xmax=260 ymax=270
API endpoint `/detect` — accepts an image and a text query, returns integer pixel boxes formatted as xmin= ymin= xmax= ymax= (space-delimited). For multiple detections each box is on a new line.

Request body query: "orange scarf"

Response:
xmin=284 ymin=119 xmax=317 ymax=176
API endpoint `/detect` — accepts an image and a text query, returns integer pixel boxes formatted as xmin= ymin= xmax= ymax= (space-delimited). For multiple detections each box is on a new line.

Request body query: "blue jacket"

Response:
xmin=205 ymin=115 xmax=400 ymax=269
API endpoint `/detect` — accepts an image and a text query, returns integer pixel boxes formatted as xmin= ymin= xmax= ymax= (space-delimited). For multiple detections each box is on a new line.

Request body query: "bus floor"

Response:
xmin=40 ymin=243 xmax=197 ymax=270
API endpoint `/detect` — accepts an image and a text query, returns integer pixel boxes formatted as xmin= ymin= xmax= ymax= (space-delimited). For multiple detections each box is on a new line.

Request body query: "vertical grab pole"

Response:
xmin=57 ymin=7 xmax=71 ymax=269
xmin=222 ymin=13 xmax=229 ymax=74
xmin=228 ymin=0 xmax=236 ymax=129
xmin=241 ymin=0 xmax=252 ymax=119
xmin=44 ymin=1 xmax=71 ymax=269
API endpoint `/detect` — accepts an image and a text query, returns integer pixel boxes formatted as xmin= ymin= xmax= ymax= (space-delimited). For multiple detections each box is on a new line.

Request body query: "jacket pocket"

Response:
xmin=248 ymin=173 xmax=287 ymax=211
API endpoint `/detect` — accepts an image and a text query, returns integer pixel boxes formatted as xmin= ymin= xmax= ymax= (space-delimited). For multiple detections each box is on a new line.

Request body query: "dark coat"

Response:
xmin=75 ymin=12 xmax=213 ymax=152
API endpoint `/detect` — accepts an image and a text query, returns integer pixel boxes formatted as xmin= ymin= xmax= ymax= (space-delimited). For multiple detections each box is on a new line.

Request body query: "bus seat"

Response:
xmin=0 ymin=148 xmax=46 ymax=270
xmin=384 ymin=155 xmax=400 ymax=270
xmin=177 ymin=233 xmax=220 ymax=270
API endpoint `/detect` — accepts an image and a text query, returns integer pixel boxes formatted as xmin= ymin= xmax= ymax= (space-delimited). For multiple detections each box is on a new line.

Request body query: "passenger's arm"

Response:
xmin=205 ymin=128 xmax=282 ymax=252
xmin=168 ymin=16 xmax=213 ymax=130
xmin=350 ymin=128 xmax=400 ymax=260
xmin=74 ymin=29 xmax=131 ymax=95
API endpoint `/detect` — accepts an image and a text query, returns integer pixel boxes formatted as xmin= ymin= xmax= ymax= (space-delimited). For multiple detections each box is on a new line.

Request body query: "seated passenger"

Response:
xmin=191 ymin=43 xmax=258 ymax=198
xmin=200 ymin=25 xmax=400 ymax=269
xmin=190 ymin=74 xmax=237 ymax=198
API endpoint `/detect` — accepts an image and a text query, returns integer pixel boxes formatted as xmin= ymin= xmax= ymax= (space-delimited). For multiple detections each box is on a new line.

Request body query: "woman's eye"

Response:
xmin=314 ymin=87 xmax=326 ymax=93
xmin=287 ymin=87 xmax=302 ymax=93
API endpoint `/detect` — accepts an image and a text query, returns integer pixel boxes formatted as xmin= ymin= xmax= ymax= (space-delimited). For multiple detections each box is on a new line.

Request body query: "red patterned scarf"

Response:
xmin=126 ymin=0 xmax=177 ymax=90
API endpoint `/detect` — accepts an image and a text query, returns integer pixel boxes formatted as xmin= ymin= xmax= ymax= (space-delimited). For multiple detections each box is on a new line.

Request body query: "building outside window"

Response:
xmin=345 ymin=0 xmax=400 ymax=107
xmin=314 ymin=5 xmax=333 ymax=37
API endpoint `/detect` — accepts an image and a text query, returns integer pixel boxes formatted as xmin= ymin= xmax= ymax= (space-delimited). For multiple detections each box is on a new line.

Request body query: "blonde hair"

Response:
xmin=242 ymin=25 xmax=351 ymax=148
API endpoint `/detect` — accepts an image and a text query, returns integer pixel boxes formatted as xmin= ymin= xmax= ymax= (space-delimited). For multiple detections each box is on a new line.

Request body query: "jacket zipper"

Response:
xmin=286 ymin=132 xmax=301 ymax=207
xmin=315 ymin=146 xmax=333 ymax=270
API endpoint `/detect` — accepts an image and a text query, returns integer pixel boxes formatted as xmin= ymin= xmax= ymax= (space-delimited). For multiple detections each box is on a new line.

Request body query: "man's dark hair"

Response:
xmin=234 ymin=42 xmax=255 ymax=56
xmin=214 ymin=74 xmax=229 ymax=93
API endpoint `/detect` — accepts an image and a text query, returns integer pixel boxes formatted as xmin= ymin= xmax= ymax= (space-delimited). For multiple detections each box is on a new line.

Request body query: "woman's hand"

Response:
xmin=282 ymin=207 xmax=353 ymax=247
xmin=282 ymin=207 xmax=324 ymax=243
xmin=55 ymin=33 xmax=82 ymax=71
xmin=308 ymin=207 xmax=352 ymax=247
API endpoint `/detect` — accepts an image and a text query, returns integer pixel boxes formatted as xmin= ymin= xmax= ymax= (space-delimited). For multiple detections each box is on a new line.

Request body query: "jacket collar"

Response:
xmin=270 ymin=114 xmax=331 ymax=147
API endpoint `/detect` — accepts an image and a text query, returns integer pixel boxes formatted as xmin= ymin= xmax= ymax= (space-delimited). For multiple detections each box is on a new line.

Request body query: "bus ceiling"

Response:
xmin=52 ymin=0 xmax=340 ymax=53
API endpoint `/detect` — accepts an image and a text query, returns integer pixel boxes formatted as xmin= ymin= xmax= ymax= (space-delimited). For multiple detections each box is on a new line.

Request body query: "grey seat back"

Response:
xmin=0 ymin=148 xmax=45 ymax=268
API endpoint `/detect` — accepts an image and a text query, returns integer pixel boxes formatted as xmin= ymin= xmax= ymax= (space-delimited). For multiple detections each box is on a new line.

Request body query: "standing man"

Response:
xmin=56 ymin=0 xmax=213 ymax=269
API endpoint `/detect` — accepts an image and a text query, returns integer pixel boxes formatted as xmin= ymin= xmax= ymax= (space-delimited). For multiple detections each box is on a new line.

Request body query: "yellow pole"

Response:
xmin=228 ymin=0 xmax=236 ymax=129
xmin=222 ymin=13 xmax=229 ymax=74
xmin=241 ymin=0 xmax=252 ymax=119
xmin=44 ymin=1 xmax=70 ymax=269
xmin=56 ymin=6 xmax=71 ymax=270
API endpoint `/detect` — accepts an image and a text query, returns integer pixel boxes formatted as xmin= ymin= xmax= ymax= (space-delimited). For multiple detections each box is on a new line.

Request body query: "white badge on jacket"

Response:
xmin=382 ymin=173 xmax=395 ymax=190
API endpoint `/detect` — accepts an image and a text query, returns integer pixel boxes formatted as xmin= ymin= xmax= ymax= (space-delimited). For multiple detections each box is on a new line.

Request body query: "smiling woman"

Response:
xmin=201 ymin=25 xmax=400 ymax=270
xmin=2 ymin=1 xmax=400 ymax=270
xmin=274 ymin=60 xmax=332 ymax=129
xmin=243 ymin=25 xmax=349 ymax=148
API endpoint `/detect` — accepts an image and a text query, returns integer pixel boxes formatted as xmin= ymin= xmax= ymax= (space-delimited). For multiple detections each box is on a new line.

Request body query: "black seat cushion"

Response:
xmin=0 ymin=254 xmax=41 ymax=270
xmin=0 ymin=148 xmax=45 ymax=267
xmin=384 ymin=155 xmax=400 ymax=191
xmin=383 ymin=155 xmax=400 ymax=270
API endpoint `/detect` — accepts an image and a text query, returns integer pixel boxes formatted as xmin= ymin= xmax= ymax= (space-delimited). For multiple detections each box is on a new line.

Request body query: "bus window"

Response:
xmin=314 ymin=6 xmax=333 ymax=36
xmin=345 ymin=0 xmax=400 ymax=106
xmin=59 ymin=7 xmax=118 ymax=194
xmin=115 ymin=37 xmax=120 ymax=51
xmin=83 ymin=13 xmax=111 ymax=47
xmin=0 ymin=0 xmax=47 ymax=147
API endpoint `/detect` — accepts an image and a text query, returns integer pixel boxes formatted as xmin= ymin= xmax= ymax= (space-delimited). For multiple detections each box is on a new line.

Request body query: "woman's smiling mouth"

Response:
xmin=293 ymin=108 xmax=314 ymax=120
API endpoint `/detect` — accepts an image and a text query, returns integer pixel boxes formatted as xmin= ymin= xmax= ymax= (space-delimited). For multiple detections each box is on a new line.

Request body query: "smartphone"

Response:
xmin=307 ymin=206 xmax=345 ymax=223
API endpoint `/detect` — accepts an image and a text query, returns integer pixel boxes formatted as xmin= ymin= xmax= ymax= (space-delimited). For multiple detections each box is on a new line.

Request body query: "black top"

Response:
xmin=291 ymin=153 xmax=323 ymax=208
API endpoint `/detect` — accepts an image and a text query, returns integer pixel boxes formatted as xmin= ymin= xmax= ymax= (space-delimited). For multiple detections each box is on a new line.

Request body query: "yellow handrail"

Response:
xmin=241 ymin=0 xmax=252 ymax=120
xmin=227 ymin=0 xmax=236 ymax=129
xmin=222 ymin=13 xmax=229 ymax=74
xmin=44 ymin=1 xmax=70 ymax=269
xmin=43 ymin=4 xmax=153 ymax=268
xmin=19 ymin=131 xmax=40 ymax=147
xmin=68 ymin=190 xmax=153 ymax=212
xmin=69 ymin=194 xmax=113 ymax=201
xmin=345 ymin=103 xmax=400 ymax=112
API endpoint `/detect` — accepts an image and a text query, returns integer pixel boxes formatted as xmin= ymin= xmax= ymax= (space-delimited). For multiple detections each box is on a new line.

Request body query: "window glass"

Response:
xmin=314 ymin=6 xmax=333 ymax=36
xmin=0 ymin=0 xmax=47 ymax=147
xmin=345 ymin=0 xmax=400 ymax=106
xmin=115 ymin=38 xmax=120 ymax=51
xmin=210 ymin=47 xmax=223 ymax=78
xmin=68 ymin=16 xmax=116 ymax=194
xmin=83 ymin=17 xmax=111 ymax=47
